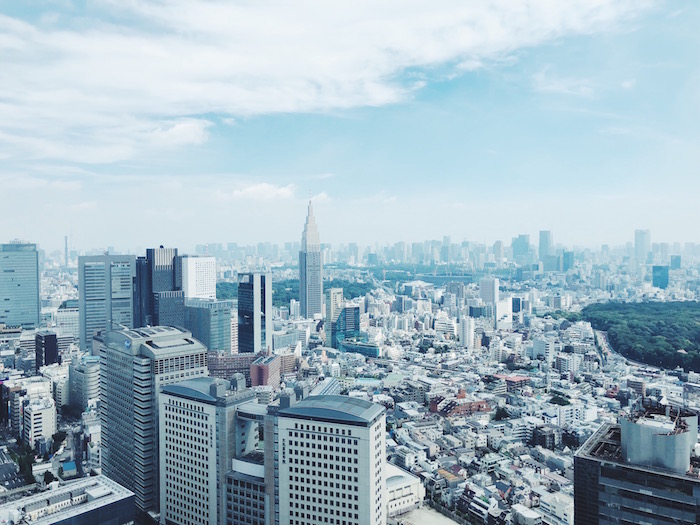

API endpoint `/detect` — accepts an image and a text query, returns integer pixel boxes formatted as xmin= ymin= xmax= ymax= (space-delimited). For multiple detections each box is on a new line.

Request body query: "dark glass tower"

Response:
xmin=237 ymin=273 xmax=272 ymax=354
xmin=133 ymin=247 xmax=184 ymax=328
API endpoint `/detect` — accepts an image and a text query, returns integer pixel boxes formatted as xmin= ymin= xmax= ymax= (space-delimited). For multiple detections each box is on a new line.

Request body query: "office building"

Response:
xmin=512 ymin=234 xmax=530 ymax=260
xmin=331 ymin=305 xmax=361 ymax=349
xmin=635 ymin=229 xmax=651 ymax=265
xmin=575 ymin=404 xmax=700 ymax=525
xmin=78 ymin=254 xmax=136 ymax=351
xmin=40 ymin=363 xmax=70 ymax=408
xmin=238 ymin=273 xmax=272 ymax=354
xmin=652 ymin=265 xmax=670 ymax=289
xmin=250 ymin=354 xmax=282 ymax=390
xmin=134 ymin=247 xmax=184 ymax=328
xmin=459 ymin=316 xmax=475 ymax=349
xmin=1 ymin=376 xmax=52 ymax=436
xmin=539 ymin=230 xmax=553 ymax=261
xmin=23 ymin=397 xmax=56 ymax=449
xmin=184 ymin=298 xmax=233 ymax=353
xmin=480 ymin=277 xmax=499 ymax=305
xmin=69 ymin=355 xmax=100 ymax=411
xmin=0 ymin=476 xmax=134 ymax=525
xmin=326 ymin=288 xmax=343 ymax=327
xmin=226 ymin=459 xmax=266 ymax=525
xmin=277 ymin=395 xmax=387 ymax=525
xmin=56 ymin=299 xmax=80 ymax=339
xmin=159 ymin=377 xmax=258 ymax=525
xmin=299 ymin=201 xmax=323 ymax=319
xmin=671 ymin=255 xmax=682 ymax=270
xmin=0 ymin=241 xmax=40 ymax=329
xmin=100 ymin=326 xmax=208 ymax=517
xmin=562 ymin=250 xmax=574 ymax=272
xmin=35 ymin=330 xmax=60 ymax=373
xmin=182 ymin=255 xmax=216 ymax=299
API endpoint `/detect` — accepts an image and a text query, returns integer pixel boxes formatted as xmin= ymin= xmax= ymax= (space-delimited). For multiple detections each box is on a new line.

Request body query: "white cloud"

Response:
xmin=216 ymin=182 xmax=296 ymax=201
xmin=532 ymin=67 xmax=594 ymax=96
xmin=0 ymin=1 xmax=650 ymax=163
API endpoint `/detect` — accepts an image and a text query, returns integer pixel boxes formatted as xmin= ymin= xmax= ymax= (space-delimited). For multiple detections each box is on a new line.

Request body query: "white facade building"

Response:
xmin=277 ymin=395 xmax=386 ymax=525
xmin=182 ymin=256 xmax=216 ymax=300
xmin=385 ymin=464 xmax=425 ymax=517
xmin=23 ymin=397 xmax=56 ymax=449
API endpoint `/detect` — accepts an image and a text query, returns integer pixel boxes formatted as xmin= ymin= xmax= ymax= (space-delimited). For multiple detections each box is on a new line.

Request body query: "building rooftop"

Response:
xmin=161 ymin=377 xmax=254 ymax=406
xmin=279 ymin=395 xmax=385 ymax=427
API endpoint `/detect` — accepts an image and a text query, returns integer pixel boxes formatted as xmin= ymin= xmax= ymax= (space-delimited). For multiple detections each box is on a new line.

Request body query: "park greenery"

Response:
xmin=583 ymin=301 xmax=700 ymax=372
xmin=217 ymin=278 xmax=376 ymax=307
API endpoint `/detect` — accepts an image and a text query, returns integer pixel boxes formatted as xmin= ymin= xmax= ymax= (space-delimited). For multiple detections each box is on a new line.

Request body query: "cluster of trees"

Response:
xmin=216 ymin=279 xmax=376 ymax=307
xmin=583 ymin=301 xmax=700 ymax=371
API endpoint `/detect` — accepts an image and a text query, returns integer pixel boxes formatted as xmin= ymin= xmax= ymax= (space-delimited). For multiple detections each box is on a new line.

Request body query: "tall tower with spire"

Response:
xmin=299 ymin=201 xmax=323 ymax=318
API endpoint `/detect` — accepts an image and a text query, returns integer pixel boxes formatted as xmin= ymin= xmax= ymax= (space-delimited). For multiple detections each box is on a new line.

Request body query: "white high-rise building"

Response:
xmin=159 ymin=377 xmax=258 ymax=525
xmin=23 ymin=397 xmax=56 ymax=449
xmin=299 ymin=201 xmax=323 ymax=319
xmin=182 ymin=256 xmax=217 ymax=300
xmin=459 ymin=316 xmax=475 ymax=349
xmin=480 ymin=277 xmax=499 ymax=305
xmin=277 ymin=396 xmax=386 ymax=525
xmin=100 ymin=326 xmax=209 ymax=516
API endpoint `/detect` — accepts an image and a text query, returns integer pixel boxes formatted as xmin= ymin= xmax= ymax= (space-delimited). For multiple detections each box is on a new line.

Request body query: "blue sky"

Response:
xmin=0 ymin=1 xmax=698 ymax=253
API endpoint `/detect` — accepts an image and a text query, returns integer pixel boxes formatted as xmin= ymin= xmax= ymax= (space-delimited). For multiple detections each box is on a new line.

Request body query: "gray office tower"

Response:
xmin=100 ymin=326 xmax=208 ymax=519
xmin=184 ymin=298 xmax=233 ymax=353
xmin=78 ymin=254 xmax=136 ymax=350
xmin=134 ymin=247 xmax=185 ymax=328
xmin=539 ymin=230 xmax=553 ymax=262
xmin=575 ymin=403 xmax=700 ymax=525
xmin=299 ymin=201 xmax=323 ymax=319
xmin=0 ymin=241 xmax=39 ymax=329
xmin=238 ymin=273 xmax=272 ymax=354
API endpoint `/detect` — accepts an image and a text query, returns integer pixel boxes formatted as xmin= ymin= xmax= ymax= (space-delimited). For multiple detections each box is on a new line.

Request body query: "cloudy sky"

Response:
xmin=1 ymin=1 xmax=698 ymax=253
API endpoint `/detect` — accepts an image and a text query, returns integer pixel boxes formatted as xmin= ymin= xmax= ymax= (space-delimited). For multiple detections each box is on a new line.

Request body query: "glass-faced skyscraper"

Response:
xmin=237 ymin=272 xmax=272 ymax=354
xmin=0 ymin=241 xmax=40 ymax=329
xmin=299 ymin=201 xmax=322 ymax=319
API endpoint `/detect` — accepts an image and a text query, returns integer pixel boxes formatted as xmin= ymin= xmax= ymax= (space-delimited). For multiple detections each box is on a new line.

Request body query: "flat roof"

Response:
xmin=279 ymin=395 xmax=385 ymax=427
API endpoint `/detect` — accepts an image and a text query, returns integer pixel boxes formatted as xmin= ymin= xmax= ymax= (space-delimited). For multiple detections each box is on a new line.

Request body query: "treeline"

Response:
xmin=216 ymin=278 xmax=376 ymax=307
xmin=583 ymin=301 xmax=700 ymax=371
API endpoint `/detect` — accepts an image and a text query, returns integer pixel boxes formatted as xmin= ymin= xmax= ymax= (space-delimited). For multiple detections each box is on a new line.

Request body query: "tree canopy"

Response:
xmin=583 ymin=301 xmax=700 ymax=372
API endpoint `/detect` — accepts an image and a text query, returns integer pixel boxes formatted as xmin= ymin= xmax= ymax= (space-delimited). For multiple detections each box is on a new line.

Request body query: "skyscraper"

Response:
xmin=237 ymin=272 xmax=272 ymax=354
xmin=325 ymin=287 xmax=343 ymax=328
xmin=0 ymin=241 xmax=40 ymax=329
xmin=299 ymin=201 xmax=323 ymax=319
xmin=159 ymin=377 xmax=258 ymax=525
xmin=181 ymin=255 xmax=216 ymax=299
xmin=652 ymin=265 xmax=670 ymax=289
xmin=134 ymin=247 xmax=185 ymax=328
xmin=78 ymin=254 xmax=136 ymax=350
xmin=635 ymin=229 xmax=651 ymax=265
xmin=184 ymin=298 xmax=234 ymax=353
xmin=100 ymin=326 xmax=208 ymax=517
xmin=277 ymin=395 xmax=386 ymax=525
xmin=539 ymin=230 xmax=553 ymax=261
xmin=479 ymin=277 xmax=499 ymax=305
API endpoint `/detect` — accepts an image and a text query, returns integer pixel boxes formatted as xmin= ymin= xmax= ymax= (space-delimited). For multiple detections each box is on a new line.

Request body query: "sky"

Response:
xmin=1 ymin=0 xmax=699 ymax=254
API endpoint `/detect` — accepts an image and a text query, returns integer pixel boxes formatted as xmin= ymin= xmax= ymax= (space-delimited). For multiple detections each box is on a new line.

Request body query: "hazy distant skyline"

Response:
xmin=1 ymin=1 xmax=699 ymax=252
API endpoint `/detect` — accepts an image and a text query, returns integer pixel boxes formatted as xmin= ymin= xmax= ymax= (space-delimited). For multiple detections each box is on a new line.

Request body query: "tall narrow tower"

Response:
xmin=299 ymin=201 xmax=323 ymax=319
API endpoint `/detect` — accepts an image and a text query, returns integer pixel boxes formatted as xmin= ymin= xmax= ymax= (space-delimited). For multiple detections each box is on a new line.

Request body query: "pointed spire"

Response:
xmin=302 ymin=199 xmax=320 ymax=251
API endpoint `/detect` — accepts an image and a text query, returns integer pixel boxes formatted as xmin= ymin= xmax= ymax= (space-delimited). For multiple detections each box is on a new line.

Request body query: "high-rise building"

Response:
xmin=326 ymin=287 xmax=343 ymax=328
xmin=635 ymin=229 xmax=651 ymax=265
xmin=181 ymin=255 xmax=216 ymax=299
xmin=237 ymin=273 xmax=272 ymax=354
xmin=79 ymin=254 xmax=136 ymax=350
xmin=35 ymin=330 xmax=60 ymax=372
xmin=277 ymin=395 xmax=387 ymax=525
xmin=100 ymin=326 xmax=209 ymax=517
xmin=0 ymin=241 xmax=40 ymax=329
xmin=562 ymin=250 xmax=575 ymax=272
xmin=652 ymin=265 xmax=670 ymax=289
xmin=539 ymin=230 xmax=553 ymax=261
xmin=56 ymin=299 xmax=80 ymax=339
xmin=184 ymin=298 xmax=233 ymax=353
xmin=459 ymin=316 xmax=475 ymax=349
xmin=331 ymin=305 xmax=361 ymax=349
xmin=159 ymin=377 xmax=258 ymax=525
xmin=299 ymin=201 xmax=323 ymax=319
xmin=69 ymin=355 xmax=100 ymax=411
xmin=134 ymin=247 xmax=184 ymax=328
xmin=575 ymin=405 xmax=700 ymax=525
xmin=511 ymin=234 xmax=530 ymax=261
xmin=479 ymin=277 xmax=499 ymax=305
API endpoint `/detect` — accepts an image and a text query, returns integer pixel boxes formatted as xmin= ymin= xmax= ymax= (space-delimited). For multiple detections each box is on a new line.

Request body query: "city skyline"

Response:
xmin=1 ymin=2 xmax=699 ymax=250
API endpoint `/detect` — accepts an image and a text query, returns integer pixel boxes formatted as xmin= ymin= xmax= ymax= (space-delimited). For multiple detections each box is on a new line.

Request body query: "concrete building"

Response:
xmin=1 ymin=376 xmax=52 ymax=436
xmin=0 ymin=475 xmax=134 ymax=525
xmin=480 ymin=278 xmax=499 ymax=305
xmin=250 ymin=354 xmax=281 ymax=390
xmin=0 ymin=241 xmax=40 ymax=329
xmin=575 ymin=405 xmax=700 ymax=525
xmin=299 ymin=201 xmax=323 ymax=319
xmin=69 ymin=355 xmax=100 ymax=411
xmin=55 ymin=300 xmax=80 ymax=339
xmin=100 ymin=326 xmax=209 ymax=518
xmin=238 ymin=273 xmax=272 ymax=354
xmin=385 ymin=463 xmax=425 ymax=517
xmin=182 ymin=255 xmax=216 ymax=299
xmin=79 ymin=254 xmax=136 ymax=351
xmin=277 ymin=395 xmax=386 ymax=525
xmin=23 ymin=397 xmax=56 ymax=449
xmin=159 ymin=377 xmax=258 ymax=525
xmin=40 ymin=363 xmax=70 ymax=408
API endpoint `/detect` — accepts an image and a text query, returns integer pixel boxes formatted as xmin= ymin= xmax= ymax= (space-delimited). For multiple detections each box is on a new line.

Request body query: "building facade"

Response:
xmin=185 ymin=298 xmax=233 ymax=353
xmin=0 ymin=241 xmax=40 ymax=329
xmin=238 ymin=273 xmax=272 ymax=354
xmin=100 ymin=326 xmax=209 ymax=516
xmin=299 ymin=202 xmax=323 ymax=319
xmin=182 ymin=256 xmax=217 ymax=299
